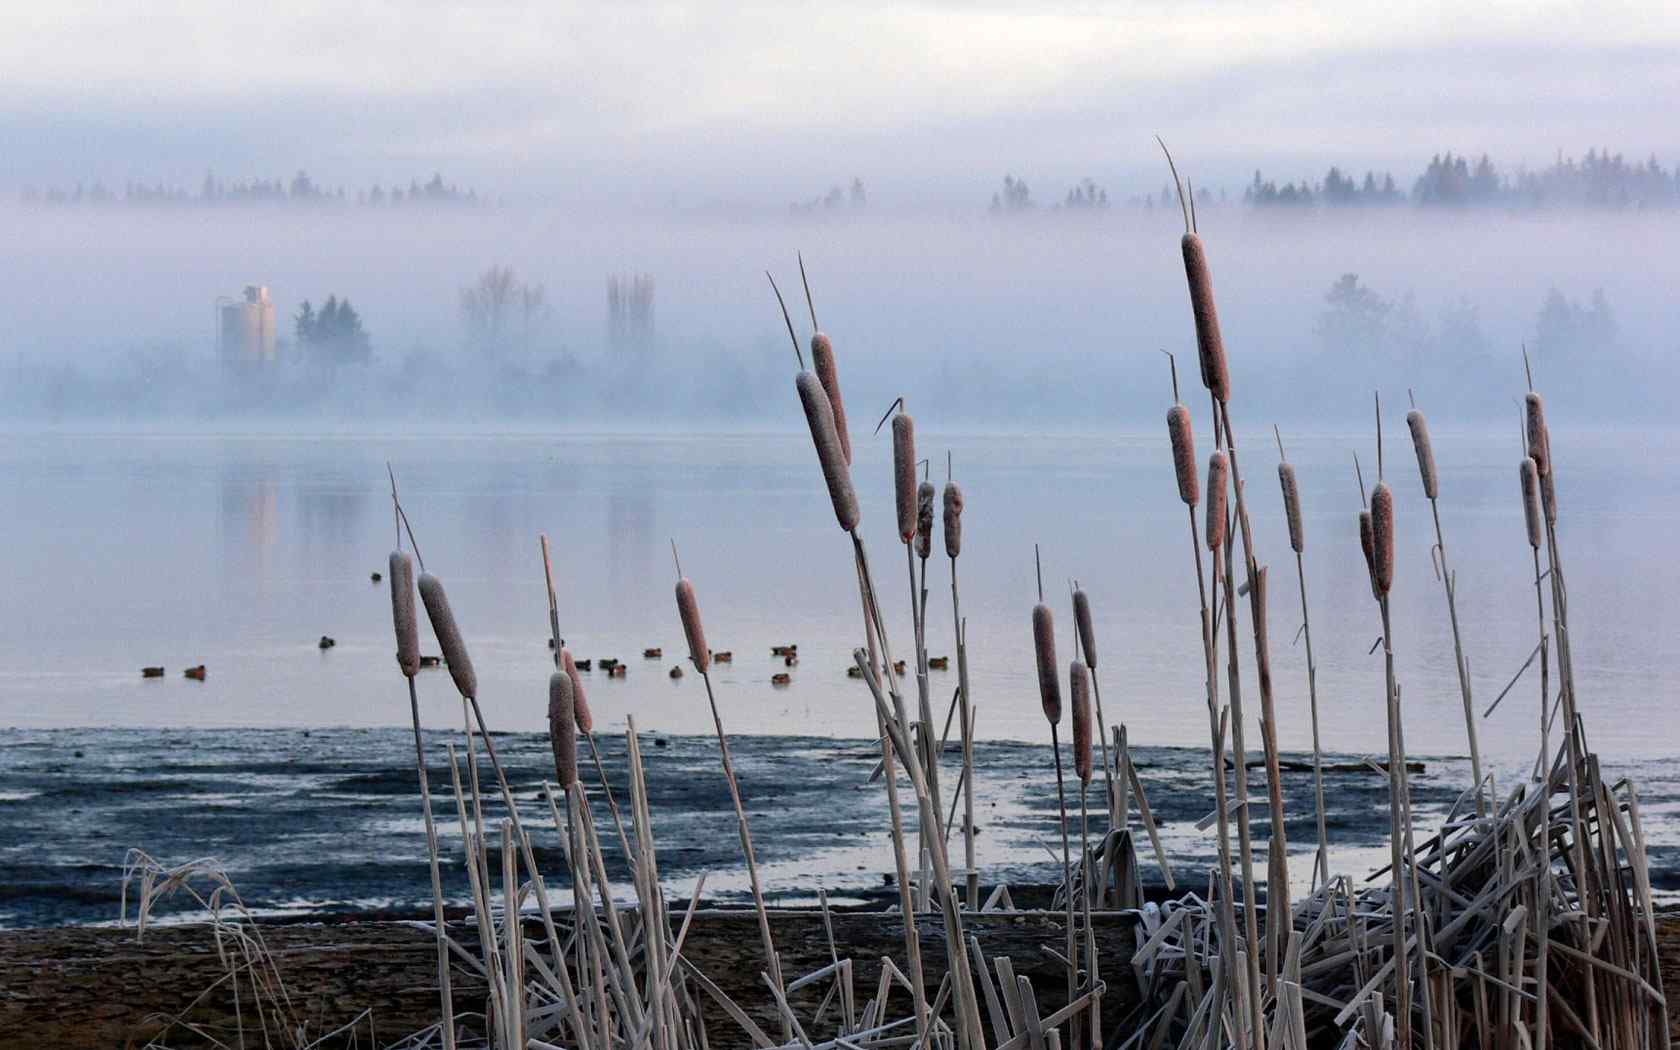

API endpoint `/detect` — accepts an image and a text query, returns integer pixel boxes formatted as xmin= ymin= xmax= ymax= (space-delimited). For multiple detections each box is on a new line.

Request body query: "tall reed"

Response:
xmin=1032 ymin=550 xmax=1079 ymax=1050
xmin=388 ymin=546 xmax=455 ymax=1050
xmin=1070 ymin=657 xmax=1100 ymax=1049
xmin=1407 ymin=404 xmax=1486 ymax=816
xmin=1275 ymin=433 xmax=1329 ymax=891
xmin=943 ymin=462 xmax=980 ymax=910
xmin=673 ymin=564 xmax=788 ymax=1033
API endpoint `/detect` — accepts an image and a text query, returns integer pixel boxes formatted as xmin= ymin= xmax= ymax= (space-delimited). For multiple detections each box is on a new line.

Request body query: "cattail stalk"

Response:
xmin=1070 ymin=658 xmax=1099 ymax=1049
xmin=1166 ymin=386 xmax=1247 ymax=1050
xmin=1208 ymin=400 xmax=1267 ymax=1045
xmin=1182 ymin=233 xmax=1230 ymax=402
xmin=944 ymin=469 xmax=979 ymax=910
xmin=540 ymin=535 xmax=635 ymax=870
xmin=389 ymin=549 xmax=455 ymax=1050
xmin=1520 ymin=454 xmax=1554 ymax=1050
xmin=1275 ymin=441 xmax=1329 ymax=892
xmin=1408 ymin=406 xmax=1486 ymax=817
xmin=1072 ymin=588 xmax=1120 ymax=831
xmin=548 ymin=671 xmax=577 ymax=787
xmin=797 ymin=372 xmax=860 ymax=532
xmin=675 ymin=571 xmax=787 ymax=1031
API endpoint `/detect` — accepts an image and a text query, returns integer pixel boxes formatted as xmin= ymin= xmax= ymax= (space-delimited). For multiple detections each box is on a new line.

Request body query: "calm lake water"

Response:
xmin=1 ymin=424 xmax=1676 ymax=924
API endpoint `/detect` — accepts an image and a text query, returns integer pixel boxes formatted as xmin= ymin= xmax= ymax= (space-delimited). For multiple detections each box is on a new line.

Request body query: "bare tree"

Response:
xmin=462 ymin=265 xmax=546 ymax=354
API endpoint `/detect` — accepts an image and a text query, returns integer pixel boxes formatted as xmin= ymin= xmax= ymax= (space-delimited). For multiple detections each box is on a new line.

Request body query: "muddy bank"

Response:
xmin=0 ymin=906 xmax=1142 ymax=1049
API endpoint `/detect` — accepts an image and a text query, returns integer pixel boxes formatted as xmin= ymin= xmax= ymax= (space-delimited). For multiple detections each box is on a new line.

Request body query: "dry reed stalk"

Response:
xmin=388 ymin=548 xmax=455 ymax=1050
xmin=1163 ymin=369 xmax=1246 ymax=1050
xmin=1248 ymin=565 xmax=1290 ymax=988
xmin=540 ymin=534 xmax=634 ymax=876
xmin=1520 ymin=457 xmax=1551 ymax=777
xmin=1208 ymin=400 xmax=1265 ymax=1048
xmin=1409 ymin=404 xmax=1487 ymax=818
xmin=1070 ymin=658 xmax=1098 ymax=1048
xmin=673 ymin=567 xmax=788 ymax=1036
xmin=1072 ymin=587 xmax=1120 ymax=831
xmin=1274 ymin=435 xmax=1329 ymax=892
xmin=944 ymin=464 xmax=978 ymax=910
xmin=1032 ymin=556 xmax=1078 ymax=1049
xmin=548 ymin=671 xmax=577 ymax=788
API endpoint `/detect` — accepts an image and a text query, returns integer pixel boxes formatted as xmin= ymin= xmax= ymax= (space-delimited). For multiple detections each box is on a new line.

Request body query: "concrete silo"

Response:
xmin=219 ymin=285 xmax=277 ymax=365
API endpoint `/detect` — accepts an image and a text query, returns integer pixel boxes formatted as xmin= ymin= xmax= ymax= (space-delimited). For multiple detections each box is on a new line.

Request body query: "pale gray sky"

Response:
xmin=4 ymin=1 xmax=1679 ymax=206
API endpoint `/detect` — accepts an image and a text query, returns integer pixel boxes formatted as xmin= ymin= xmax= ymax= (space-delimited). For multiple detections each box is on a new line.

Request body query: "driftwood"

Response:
xmin=0 ymin=909 xmax=1142 ymax=1050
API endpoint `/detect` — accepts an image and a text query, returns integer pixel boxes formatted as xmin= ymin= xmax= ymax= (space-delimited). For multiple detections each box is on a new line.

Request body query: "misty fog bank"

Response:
xmin=2 ymin=204 xmax=1673 ymax=427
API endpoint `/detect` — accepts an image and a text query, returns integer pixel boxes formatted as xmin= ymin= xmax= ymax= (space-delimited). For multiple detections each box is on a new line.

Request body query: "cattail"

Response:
xmin=1205 ymin=451 xmax=1229 ymax=552
xmin=1033 ymin=603 xmax=1061 ymax=724
xmin=1168 ymin=404 xmax=1198 ymax=507
xmin=676 ymin=577 xmax=709 ymax=673
xmin=1540 ymin=456 xmax=1558 ymax=526
xmin=1359 ymin=510 xmax=1378 ymax=599
xmin=1181 ymin=234 xmax=1230 ymax=402
xmin=1519 ymin=457 xmax=1543 ymax=549
xmin=418 ymin=573 xmax=477 ymax=699
xmin=1406 ymin=409 xmax=1438 ymax=500
xmin=796 ymin=372 xmax=860 ymax=532
xmin=1525 ymin=393 xmax=1550 ymax=476
xmin=1370 ymin=482 xmax=1395 ymax=596
xmin=563 ymin=647 xmax=592 ymax=734
xmin=1277 ymin=462 xmax=1304 ymax=554
xmin=942 ymin=480 xmax=964 ymax=558
xmin=548 ymin=671 xmax=577 ymax=787
xmin=1072 ymin=588 xmax=1097 ymax=669
xmin=915 ymin=481 xmax=935 ymax=560
xmin=389 ymin=551 xmax=419 ymax=677
xmin=893 ymin=413 xmax=916 ymax=543
xmin=1069 ymin=660 xmax=1092 ymax=785
xmin=811 ymin=333 xmax=852 ymax=466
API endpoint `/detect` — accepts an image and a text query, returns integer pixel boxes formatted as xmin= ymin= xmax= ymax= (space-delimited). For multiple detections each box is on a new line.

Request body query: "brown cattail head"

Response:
xmin=942 ymin=480 xmax=964 ymax=559
xmin=1205 ymin=451 xmax=1229 ymax=551
xmin=1359 ymin=510 xmax=1378 ymax=599
xmin=1540 ymin=455 xmax=1558 ymax=526
xmin=1277 ymin=462 xmax=1304 ymax=554
xmin=1168 ymin=404 xmax=1199 ymax=507
xmin=893 ymin=413 xmax=916 ymax=543
xmin=562 ymin=647 xmax=592 ymax=733
xmin=418 ymin=573 xmax=477 ymax=699
xmin=1032 ymin=603 xmax=1061 ymax=725
xmin=675 ymin=577 xmax=709 ymax=673
xmin=1525 ymin=393 xmax=1550 ymax=476
xmin=796 ymin=371 xmax=861 ymax=532
xmin=389 ymin=551 xmax=420 ymax=677
xmin=1069 ymin=660 xmax=1092 ymax=785
xmin=1072 ymin=588 xmax=1097 ymax=669
xmin=1406 ymin=409 xmax=1439 ymax=500
xmin=810 ymin=333 xmax=852 ymax=466
xmin=1181 ymin=233 xmax=1230 ymax=402
xmin=1370 ymin=482 xmax=1395 ymax=596
xmin=915 ymin=481 xmax=935 ymax=560
xmin=548 ymin=671 xmax=578 ymax=787
xmin=1520 ymin=457 xmax=1543 ymax=549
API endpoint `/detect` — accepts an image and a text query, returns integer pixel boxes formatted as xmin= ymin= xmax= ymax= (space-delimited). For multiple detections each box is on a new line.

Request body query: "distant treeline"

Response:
xmin=1245 ymin=149 xmax=1680 ymax=210
xmin=988 ymin=149 xmax=1680 ymax=215
xmin=18 ymin=171 xmax=486 ymax=209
